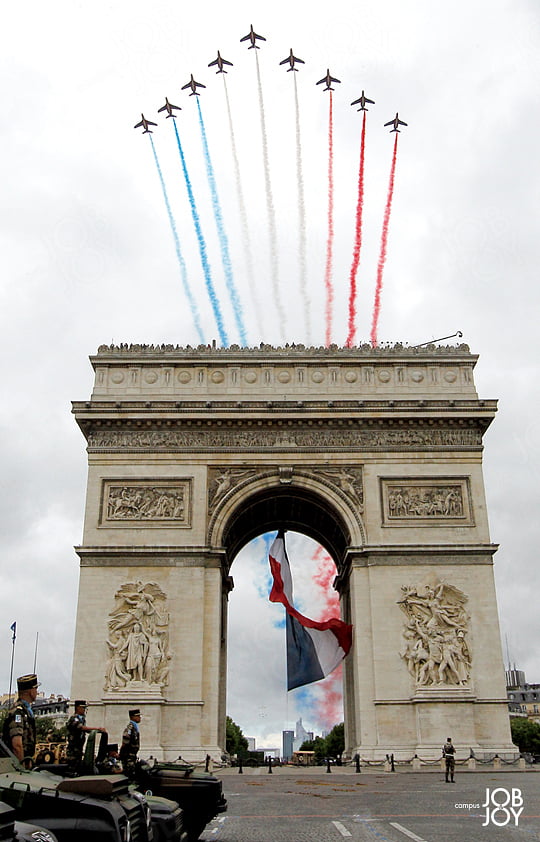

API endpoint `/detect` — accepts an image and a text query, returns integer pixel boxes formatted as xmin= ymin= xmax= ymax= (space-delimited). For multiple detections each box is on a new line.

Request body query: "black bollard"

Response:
xmin=238 ymin=756 xmax=243 ymax=774
xmin=205 ymin=754 xmax=210 ymax=773
xmin=355 ymin=753 xmax=361 ymax=773
xmin=268 ymin=756 xmax=273 ymax=774
xmin=326 ymin=758 xmax=331 ymax=774
xmin=391 ymin=753 xmax=395 ymax=772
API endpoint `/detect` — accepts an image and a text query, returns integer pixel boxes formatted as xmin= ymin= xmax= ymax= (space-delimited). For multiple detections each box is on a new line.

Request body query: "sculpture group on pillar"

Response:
xmin=398 ymin=578 xmax=471 ymax=687
xmin=104 ymin=581 xmax=171 ymax=691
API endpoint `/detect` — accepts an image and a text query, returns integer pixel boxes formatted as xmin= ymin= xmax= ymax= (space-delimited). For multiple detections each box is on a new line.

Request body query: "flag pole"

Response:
xmin=8 ymin=622 xmax=16 ymax=706
xmin=33 ymin=632 xmax=39 ymax=674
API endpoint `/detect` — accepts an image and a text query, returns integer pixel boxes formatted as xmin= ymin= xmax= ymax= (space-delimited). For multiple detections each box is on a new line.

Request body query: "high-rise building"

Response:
xmin=282 ymin=730 xmax=294 ymax=760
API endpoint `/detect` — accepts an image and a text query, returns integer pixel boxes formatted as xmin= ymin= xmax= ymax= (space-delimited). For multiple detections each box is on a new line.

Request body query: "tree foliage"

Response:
xmin=325 ymin=723 xmax=345 ymax=759
xmin=35 ymin=716 xmax=67 ymax=742
xmin=300 ymin=723 xmax=344 ymax=761
xmin=510 ymin=717 xmax=540 ymax=754
xmin=225 ymin=715 xmax=248 ymax=756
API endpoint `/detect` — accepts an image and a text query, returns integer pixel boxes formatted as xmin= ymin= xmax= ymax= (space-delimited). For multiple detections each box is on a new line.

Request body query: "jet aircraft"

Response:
xmin=279 ymin=49 xmax=305 ymax=71
xmin=316 ymin=69 xmax=341 ymax=91
xmin=134 ymin=114 xmax=158 ymax=134
xmin=351 ymin=90 xmax=375 ymax=111
xmin=384 ymin=113 xmax=408 ymax=132
xmin=208 ymin=51 xmax=233 ymax=73
xmin=158 ymin=98 xmax=181 ymax=118
xmin=182 ymin=75 xmax=206 ymax=96
xmin=240 ymin=24 xmax=266 ymax=49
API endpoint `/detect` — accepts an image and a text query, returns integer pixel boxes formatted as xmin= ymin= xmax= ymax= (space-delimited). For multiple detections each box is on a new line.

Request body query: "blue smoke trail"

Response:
xmin=148 ymin=135 xmax=205 ymax=343
xmin=196 ymin=98 xmax=248 ymax=347
xmin=171 ymin=120 xmax=228 ymax=347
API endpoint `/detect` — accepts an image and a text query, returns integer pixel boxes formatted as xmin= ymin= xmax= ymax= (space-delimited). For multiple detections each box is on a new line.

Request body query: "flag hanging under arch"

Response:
xmin=268 ymin=531 xmax=353 ymax=691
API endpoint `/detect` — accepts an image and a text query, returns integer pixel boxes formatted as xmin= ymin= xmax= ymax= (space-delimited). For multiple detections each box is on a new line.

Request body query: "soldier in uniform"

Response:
xmin=442 ymin=736 xmax=456 ymax=782
xmin=2 ymin=673 xmax=39 ymax=767
xmin=119 ymin=709 xmax=141 ymax=778
xmin=66 ymin=700 xmax=106 ymax=775
xmin=99 ymin=743 xmax=122 ymax=774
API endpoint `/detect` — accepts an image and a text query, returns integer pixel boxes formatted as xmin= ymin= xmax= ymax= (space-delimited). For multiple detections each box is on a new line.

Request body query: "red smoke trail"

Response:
xmin=346 ymin=111 xmax=367 ymax=348
xmin=323 ymin=92 xmax=335 ymax=347
xmin=370 ymin=133 xmax=399 ymax=348
xmin=311 ymin=545 xmax=340 ymax=619
xmin=315 ymin=666 xmax=343 ymax=729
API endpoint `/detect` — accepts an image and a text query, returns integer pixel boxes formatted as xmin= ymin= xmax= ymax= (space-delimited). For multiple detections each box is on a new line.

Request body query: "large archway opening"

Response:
xmin=220 ymin=485 xmax=353 ymax=756
xmin=226 ymin=531 xmax=345 ymax=755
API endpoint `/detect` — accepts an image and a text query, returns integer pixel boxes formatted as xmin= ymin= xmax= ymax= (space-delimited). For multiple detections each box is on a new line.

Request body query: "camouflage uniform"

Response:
xmin=99 ymin=744 xmax=122 ymax=774
xmin=2 ymin=698 xmax=36 ymax=762
xmin=442 ymin=738 xmax=456 ymax=782
xmin=120 ymin=717 xmax=140 ymax=778
xmin=66 ymin=712 xmax=87 ymax=773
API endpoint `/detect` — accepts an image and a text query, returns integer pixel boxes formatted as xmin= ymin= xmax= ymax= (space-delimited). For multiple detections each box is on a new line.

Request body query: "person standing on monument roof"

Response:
xmin=66 ymin=699 xmax=106 ymax=775
xmin=2 ymin=673 xmax=39 ymax=766
xmin=120 ymin=708 xmax=141 ymax=778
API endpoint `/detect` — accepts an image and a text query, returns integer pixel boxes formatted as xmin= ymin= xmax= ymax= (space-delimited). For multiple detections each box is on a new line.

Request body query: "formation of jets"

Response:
xmin=384 ymin=112 xmax=408 ymax=132
xmin=240 ymin=24 xmax=266 ymax=49
xmin=280 ymin=49 xmax=305 ymax=71
xmin=316 ymin=69 xmax=341 ymax=92
xmin=134 ymin=27 xmax=408 ymax=135
xmin=351 ymin=91 xmax=375 ymax=111
xmin=209 ymin=51 xmax=233 ymax=74
xmin=181 ymin=74 xmax=206 ymax=96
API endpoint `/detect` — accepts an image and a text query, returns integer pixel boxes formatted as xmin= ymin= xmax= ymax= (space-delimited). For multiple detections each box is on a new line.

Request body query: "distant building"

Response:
xmin=282 ymin=730 xmax=294 ymax=760
xmin=293 ymin=717 xmax=314 ymax=752
xmin=33 ymin=695 xmax=70 ymax=728
xmin=247 ymin=737 xmax=256 ymax=752
xmin=1 ymin=691 xmax=69 ymax=728
xmin=506 ymin=668 xmax=540 ymax=723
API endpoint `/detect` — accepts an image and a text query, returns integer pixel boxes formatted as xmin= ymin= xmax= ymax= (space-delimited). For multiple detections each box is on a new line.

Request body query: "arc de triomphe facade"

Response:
xmin=71 ymin=343 xmax=514 ymax=760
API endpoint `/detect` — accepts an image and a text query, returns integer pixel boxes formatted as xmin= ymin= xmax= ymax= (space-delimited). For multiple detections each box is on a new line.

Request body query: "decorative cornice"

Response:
xmin=345 ymin=543 xmax=498 ymax=567
xmin=75 ymin=545 xmax=225 ymax=568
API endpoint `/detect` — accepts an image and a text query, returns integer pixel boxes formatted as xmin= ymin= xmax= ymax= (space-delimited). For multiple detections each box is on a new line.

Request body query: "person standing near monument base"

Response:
xmin=442 ymin=736 xmax=456 ymax=782
xmin=2 ymin=673 xmax=39 ymax=767
xmin=66 ymin=700 xmax=106 ymax=774
xmin=120 ymin=709 xmax=141 ymax=777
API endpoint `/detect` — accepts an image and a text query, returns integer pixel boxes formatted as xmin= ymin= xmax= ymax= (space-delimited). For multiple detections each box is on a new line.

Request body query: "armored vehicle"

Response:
xmin=37 ymin=732 xmax=227 ymax=842
xmin=133 ymin=759 xmax=226 ymax=842
xmin=0 ymin=739 xmax=182 ymax=842
xmin=0 ymin=800 xmax=59 ymax=842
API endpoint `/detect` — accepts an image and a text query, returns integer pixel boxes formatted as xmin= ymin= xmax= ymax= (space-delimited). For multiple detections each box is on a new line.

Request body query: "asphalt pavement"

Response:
xmin=204 ymin=767 xmax=540 ymax=842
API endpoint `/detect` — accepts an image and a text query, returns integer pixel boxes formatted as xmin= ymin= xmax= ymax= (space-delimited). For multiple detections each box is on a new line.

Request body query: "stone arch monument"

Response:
xmin=71 ymin=343 xmax=515 ymax=760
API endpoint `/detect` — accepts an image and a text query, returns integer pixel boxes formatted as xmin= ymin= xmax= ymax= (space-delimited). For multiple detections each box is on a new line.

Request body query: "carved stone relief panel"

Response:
xmin=381 ymin=477 xmax=472 ymax=526
xmin=208 ymin=467 xmax=260 ymax=515
xmin=207 ymin=465 xmax=364 ymax=519
xmin=312 ymin=467 xmax=364 ymax=511
xmin=100 ymin=479 xmax=192 ymax=527
xmin=88 ymin=427 xmax=482 ymax=451
xmin=398 ymin=577 xmax=471 ymax=688
xmin=104 ymin=581 xmax=171 ymax=693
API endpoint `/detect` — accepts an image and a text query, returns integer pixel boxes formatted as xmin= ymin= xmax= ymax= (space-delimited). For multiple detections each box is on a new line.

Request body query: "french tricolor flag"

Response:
xmin=269 ymin=531 xmax=353 ymax=691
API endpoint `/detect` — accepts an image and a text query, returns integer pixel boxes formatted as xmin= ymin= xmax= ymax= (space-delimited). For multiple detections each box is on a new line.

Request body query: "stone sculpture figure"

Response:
xmin=398 ymin=577 xmax=472 ymax=687
xmin=104 ymin=582 xmax=171 ymax=691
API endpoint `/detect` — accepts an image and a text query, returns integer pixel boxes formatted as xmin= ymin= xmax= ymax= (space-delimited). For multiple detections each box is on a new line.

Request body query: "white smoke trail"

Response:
xmin=255 ymin=51 xmax=286 ymax=341
xmin=223 ymin=76 xmax=264 ymax=342
xmin=294 ymin=73 xmax=310 ymax=344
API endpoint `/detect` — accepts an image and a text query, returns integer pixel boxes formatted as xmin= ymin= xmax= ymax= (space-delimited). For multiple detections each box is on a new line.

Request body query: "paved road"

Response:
xmin=204 ymin=769 xmax=540 ymax=842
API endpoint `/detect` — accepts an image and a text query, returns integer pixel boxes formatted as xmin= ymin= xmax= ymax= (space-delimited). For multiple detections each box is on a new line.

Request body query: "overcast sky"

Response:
xmin=1 ymin=0 xmax=539 ymax=747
